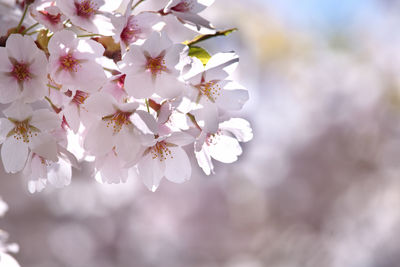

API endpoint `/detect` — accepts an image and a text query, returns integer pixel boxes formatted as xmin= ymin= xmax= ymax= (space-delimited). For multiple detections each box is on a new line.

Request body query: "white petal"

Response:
xmin=166 ymin=131 xmax=194 ymax=146
xmin=216 ymin=88 xmax=249 ymax=111
xmin=6 ymin=34 xmax=38 ymax=63
xmin=48 ymin=157 xmax=72 ymax=188
xmin=220 ymin=118 xmax=253 ymax=142
xmin=0 ymin=118 xmax=14 ymax=144
xmin=84 ymin=92 xmax=116 ymax=117
xmin=1 ymin=137 xmax=29 ymax=173
xmin=30 ymin=109 xmax=60 ymax=132
xmin=194 ymin=145 xmax=213 ymax=175
xmin=124 ymin=72 xmax=154 ymax=99
xmin=84 ymin=121 xmax=114 ymax=156
xmin=30 ymin=134 xmax=58 ymax=162
xmin=208 ymin=135 xmax=242 ymax=163
xmin=137 ymin=153 xmax=165 ymax=191
xmin=0 ymin=74 xmax=20 ymax=104
xmin=3 ymin=102 xmax=33 ymax=121
xmin=164 ymin=146 xmax=191 ymax=183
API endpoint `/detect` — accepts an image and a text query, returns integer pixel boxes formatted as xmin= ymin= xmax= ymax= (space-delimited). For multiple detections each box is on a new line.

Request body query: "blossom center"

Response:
xmin=11 ymin=62 xmax=31 ymax=83
xmin=121 ymin=17 xmax=141 ymax=45
xmin=196 ymin=80 xmax=221 ymax=102
xmin=75 ymin=0 xmax=96 ymax=18
xmin=7 ymin=118 xmax=39 ymax=143
xmin=144 ymin=51 xmax=168 ymax=78
xmin=102 ymin=110 xmax=132 ymax=134
xmin=39 ymin=10 xmax=62 ymax=25
xmin=150 ymin=141 xmax=173 ymax=161
xmin=71 ymin=90 xmax=89 ymax=106
xmin=172 ymin=0 xmax=193 ymax=12
xmin=59 ymin=53 xmax=80 ymax=72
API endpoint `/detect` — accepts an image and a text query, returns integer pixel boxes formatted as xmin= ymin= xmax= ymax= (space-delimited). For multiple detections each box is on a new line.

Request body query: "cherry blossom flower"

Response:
xmin=101 ymin=74 xmax=127 ymax=103
xmin=184 ymin=53 xmax=249 ymax=132
xmin=136 ymin=131 xmax=194 ymax=191
xmin=23 ymin=144 xmax=77 ymax=193
xmin=0 ymin=34 xmax=47 ymax=104
xmin=195 ymin=118 xmax=253 ymax=175
xmin=83 ymin=92 xmax=141 ymax=161
xmin=94 ymin=147 xmax=131 ymax=184
xmin=0 ymin=102 xmax=60 ymax=173
xmin=56 ymin=0 xmax=115 ymax=35
xmin=47 ymin=30 xmax=107 ymax=93
xmin=163 ymin=0 xmax=215 ymax=31
xmin=112 ymin=2 xmax=161 ymax=53
xmin=30 ymin=1 xmax=67 ymax=32
xmin=120 ymin=31 xmax=185 ymax=99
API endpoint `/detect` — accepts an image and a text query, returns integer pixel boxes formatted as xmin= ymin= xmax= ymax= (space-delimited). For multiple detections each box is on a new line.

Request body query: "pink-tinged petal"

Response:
xmin=63 ymin=105 xmax=80 ymax=133
xmin=96 ymin=151 xmax=128 ymax=184
xmin=193 ymin=99 xmax=219 ymax=133
xmin=0 ymin=48 xmax=12 ymax=72
xmin=215 ymin=88 xmax=249 ymax=111
xmin=114 ymin=128 xmax=141 ymax=163
xmin=194 ymin=145 xmax=214 ymax=175
xmin=120 ymin=45 xmax=147 ymax=73
xmin=76 ymin=39 xmax=105 ymax=58
xmin=0 ymin=74 xmax=20 ymax=104
xmin=204 ymin=65 xmax=229 ymax=82
xmin=124 ymin=72 xmax=154 ymax=99
xmin=74 ymin=61 xmax=107 ymax=92
xmin=3 ymin=102 xmax=33 ymax=121
xmin=6 ymin=34 xmax=38 ymax=63
xmin=166 ymin=131 xmax=194 ymax=146
xmin=164 ymin=0 xmax=182 ymax=12
xmin=158 ymin=102 xmax=172 ymax=124
xmin=164 ymin=43 xmax=185 ymax=70
xmin=28 ymin=178 xmax=47 ymax=193
xmin=30 ymin=109 xmax=60 ymax=132
xmin=1 ymin=137 xmax=29 ymax=173
xmin=27 ymin=154 xmax=47 ymax=181
xmin=137 ymin=153 xmax=165 ymax=191
xmin=173 ymin=12 xmax=213 ymax=29
xmin=164 ymin=146 xmax=191 ymax=183
xmin=84 ymin=93 xmax=115 ymax=117
xmin=142 ymin=31 xmax=172 ymax=58
xmin=155 ymin=73 xmax=184 ymax=99
xmin=134 ymin=110 xmax=159 ymax=134
xmin=119 ymin=102 xmax=139 ymax=113
xmin=21 ymin=78 xmax=47 ymax=103
xmin=47 ymin=30 xmax=78 ymax=55
xmin=208 ymin=135 xmax=242 ymax=163
xmin=205 ymin=52 xmax=239 ymax=75
xmin=0 ymin=118 xmax=14 ymax=144
xmin=30 ymin=134 xmax=58 ymax=162
xmin=220 ymin=118 xmax=253 ymax=142
xmin=48 ymin=157 xmax=72 ymax=188
xmin=183 ymin=57 xmax=204 ymax=83
xmin=84 ymin=121 xmax=114 ymax=156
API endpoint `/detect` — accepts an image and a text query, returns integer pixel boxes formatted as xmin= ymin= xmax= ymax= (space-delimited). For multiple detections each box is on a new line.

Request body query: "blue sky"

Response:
xmin=255 ymin=0 xmax=381 ymax=31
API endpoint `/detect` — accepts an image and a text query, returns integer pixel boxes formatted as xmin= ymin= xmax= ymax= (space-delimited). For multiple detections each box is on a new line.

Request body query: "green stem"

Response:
xmin=47 ymin=84 xmax=60 ymax=91
xmin=16 ymin=4 xmax=29 ymax=33
xmin=22 ymin=22 xmax=39 ymax=35
xmin=77 ymin=33 xmax=102 ymax=38
xmin=132 ymin=0 xmax=146 ymax=10
xmin=145 ymin=99 xmax=150 ymax=113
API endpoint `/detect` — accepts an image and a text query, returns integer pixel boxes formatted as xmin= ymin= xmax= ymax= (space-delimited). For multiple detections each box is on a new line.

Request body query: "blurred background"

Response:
xmin=2 ymin=0 xmax=400 ymax=266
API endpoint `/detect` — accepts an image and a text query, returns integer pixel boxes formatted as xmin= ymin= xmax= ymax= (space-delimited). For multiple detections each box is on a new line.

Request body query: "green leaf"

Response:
xmin=188 ymin=46 xmax=211 ymax=66
xmin=183 ymin=28 xmax=238 ymax=46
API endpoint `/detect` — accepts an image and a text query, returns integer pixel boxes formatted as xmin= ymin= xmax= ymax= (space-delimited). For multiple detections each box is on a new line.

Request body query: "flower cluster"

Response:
xmin=0 ymin=198 xmax=19 ymax=267
xmin=0 ymin=0 xmax=252 ymax=192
